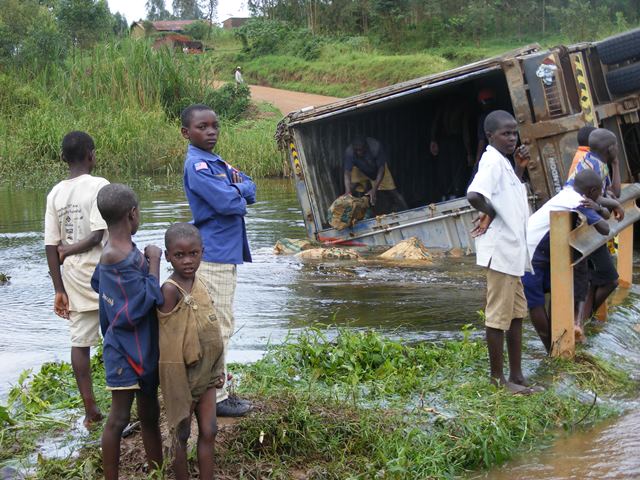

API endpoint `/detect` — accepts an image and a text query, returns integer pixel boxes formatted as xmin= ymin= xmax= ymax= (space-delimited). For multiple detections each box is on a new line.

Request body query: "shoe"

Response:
xmin=217 ymin=397 xmax=253 ymax=417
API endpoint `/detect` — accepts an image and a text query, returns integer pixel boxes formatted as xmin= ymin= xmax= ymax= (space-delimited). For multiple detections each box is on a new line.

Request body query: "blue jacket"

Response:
xmin=183 ymin=144 xmax=256 ymax=264
xmin=91 ymin=246 xmax=162 ymax=393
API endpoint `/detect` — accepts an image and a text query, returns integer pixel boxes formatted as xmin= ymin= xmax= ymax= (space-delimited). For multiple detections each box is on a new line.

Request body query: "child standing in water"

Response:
xmin=158 ymin=223 xmax=224 ymax=480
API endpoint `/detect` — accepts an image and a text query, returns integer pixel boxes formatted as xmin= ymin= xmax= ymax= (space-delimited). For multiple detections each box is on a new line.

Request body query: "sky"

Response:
xmin=106 ymin=0 xmax=250 ymax=24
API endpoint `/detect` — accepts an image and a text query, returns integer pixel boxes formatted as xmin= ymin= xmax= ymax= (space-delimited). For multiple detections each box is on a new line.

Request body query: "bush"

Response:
xmin=184 ymin=20 xmax=211 ymax=40
xmin=236 ymin=18 xmax=290 ymax=56
xmin=236 ymin=18 xmax=324 ymax=60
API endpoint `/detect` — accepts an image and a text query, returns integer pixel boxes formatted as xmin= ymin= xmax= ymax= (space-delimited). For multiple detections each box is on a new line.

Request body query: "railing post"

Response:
xmin=550 ymin=210 xmax=575 ymax=358
xmin=617 ymin=199 xmax=635 ymax=289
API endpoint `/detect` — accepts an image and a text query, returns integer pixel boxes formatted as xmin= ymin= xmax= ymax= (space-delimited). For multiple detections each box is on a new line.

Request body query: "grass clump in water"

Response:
xmin=0 ymin=327 xmax=634 ymax=478
xmin=224 ymin=327 xmax=633 ymax=478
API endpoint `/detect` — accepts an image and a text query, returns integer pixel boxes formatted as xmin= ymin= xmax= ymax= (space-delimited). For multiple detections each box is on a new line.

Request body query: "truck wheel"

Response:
xmin=606 ymin=62 xmax=640 ymax=95
xmin=597 ymin=28 xmax=640 ymax=65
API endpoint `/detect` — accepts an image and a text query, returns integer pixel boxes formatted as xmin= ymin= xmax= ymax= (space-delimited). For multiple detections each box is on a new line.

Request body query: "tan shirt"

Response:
xmin=44 ymin=174 xmax=109 ymax=311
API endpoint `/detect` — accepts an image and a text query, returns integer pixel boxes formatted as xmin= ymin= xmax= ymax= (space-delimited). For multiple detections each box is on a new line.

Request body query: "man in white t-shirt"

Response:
xmin=44 ymin=131 xmax=109 ymax=428
xmin=467 ymin=110 xmax=534 ymax=394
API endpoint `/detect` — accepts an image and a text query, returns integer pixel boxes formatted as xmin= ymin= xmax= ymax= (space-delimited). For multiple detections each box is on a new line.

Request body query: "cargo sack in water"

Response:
xmin=327 ymin=194 xmax=371 ymax=230
xmin=296 ymin=248 xmax=361 ymax=261
xmin=273 ymin=238 xmax=315 ymax=255
xmin=379 ymin=237 xmax=434 ymax=262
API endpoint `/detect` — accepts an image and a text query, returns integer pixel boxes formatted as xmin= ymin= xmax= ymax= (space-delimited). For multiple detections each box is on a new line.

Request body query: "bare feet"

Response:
xmin=504 ymin=381 xmax=532 ymax=395
xmin=574 ymin=325 xmax=586 ymax=344
xmin=507 ymin=377 xmax=546 ymax=394
xmin=83 ymin=409 xmax=104 ymax=429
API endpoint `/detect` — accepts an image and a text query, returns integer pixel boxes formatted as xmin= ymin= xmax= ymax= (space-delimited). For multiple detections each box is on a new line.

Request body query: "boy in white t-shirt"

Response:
xmin=467 ymin=110 xmax=535 ymax=395
xmin=44 ymin=131 xmax=110 ymax=428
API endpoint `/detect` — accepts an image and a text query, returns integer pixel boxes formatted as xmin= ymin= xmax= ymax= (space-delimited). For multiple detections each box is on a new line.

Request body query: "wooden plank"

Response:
xmin=617 ymin=206 xmax=634 ymax=289
xmin=550 ymin=210 xmax=575 ymax=358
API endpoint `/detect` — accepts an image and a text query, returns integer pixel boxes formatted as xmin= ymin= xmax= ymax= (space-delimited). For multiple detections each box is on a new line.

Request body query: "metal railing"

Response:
xmin=549 ymin=183 xmax=640 ymax=357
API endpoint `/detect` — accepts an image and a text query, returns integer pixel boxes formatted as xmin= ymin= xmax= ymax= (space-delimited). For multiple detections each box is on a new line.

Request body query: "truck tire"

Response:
xmin=606 ymin=62 xmax=640 ymax=95
xmin=597 ymin=28 xmax=640 ymax=65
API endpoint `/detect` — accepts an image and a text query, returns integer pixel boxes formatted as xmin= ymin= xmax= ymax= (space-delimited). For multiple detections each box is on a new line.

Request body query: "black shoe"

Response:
xmin=217 ymin=397 xmax=252 ymax=417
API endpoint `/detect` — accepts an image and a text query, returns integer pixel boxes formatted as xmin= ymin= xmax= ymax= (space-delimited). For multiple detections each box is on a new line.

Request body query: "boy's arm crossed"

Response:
xmin=233 ymin=171 xmax=257 ymax=205
xmin=187 ymin=165 xmax=248 ymax=216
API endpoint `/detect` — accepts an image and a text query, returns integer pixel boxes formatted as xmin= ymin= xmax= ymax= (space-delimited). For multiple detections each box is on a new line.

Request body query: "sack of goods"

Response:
xmin=327 ymin=194 xmax=371 ymax=230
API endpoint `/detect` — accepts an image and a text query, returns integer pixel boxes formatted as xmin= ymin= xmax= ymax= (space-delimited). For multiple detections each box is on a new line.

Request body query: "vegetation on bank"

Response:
xmin=1 ymin=327 xmax=634 ymax=479
xmin=0 ymin=36 xmax=281 ymax=183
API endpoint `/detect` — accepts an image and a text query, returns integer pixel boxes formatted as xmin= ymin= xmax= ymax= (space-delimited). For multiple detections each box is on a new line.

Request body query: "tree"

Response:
xmin=172 ymin=0 xmax=202 ymax=19
xmin=56 ymin=0 xmax=113 ymax=48
xmin=198 ymin=0 xmax=216 ymax=38
xmin=113 ymin=11 xmax=128 ymax=36
xmin=0 ymin=0 xmax=68 ymax=67
xmin=146 ymin=0 xmax=171 ymax=21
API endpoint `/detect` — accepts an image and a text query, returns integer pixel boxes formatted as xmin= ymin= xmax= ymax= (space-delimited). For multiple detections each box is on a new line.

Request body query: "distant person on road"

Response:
xmin=566 ymin=128 xmax=624 ymax=329
xmin=44 ymin=131 xmax=109 ymax=429
xmin=568 ymin=125 xmax=596 ymax=178
xmin=522 ymin=169 xmax=610 ymax=352
xmin=343 ymin=136 xmax=407 ymax=216
xmin=467 ymin=110 xmax=537 ymax=395
xmin=234 ymin=66 xmax=244 ymax=85
xmin=181 ymin=103 xmax=255 ymax=417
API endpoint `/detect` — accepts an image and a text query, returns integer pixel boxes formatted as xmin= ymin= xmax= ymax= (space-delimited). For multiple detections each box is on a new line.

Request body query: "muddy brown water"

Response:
xmin=1 ymin=177 xmax=640 ymax=478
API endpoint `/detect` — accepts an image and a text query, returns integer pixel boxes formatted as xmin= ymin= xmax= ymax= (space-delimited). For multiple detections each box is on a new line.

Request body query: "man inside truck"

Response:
xmin=343 ymin=136 xmax=407 ymax=216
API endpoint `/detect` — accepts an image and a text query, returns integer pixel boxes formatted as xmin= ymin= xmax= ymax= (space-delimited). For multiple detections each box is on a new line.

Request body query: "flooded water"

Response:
xmin=0 ymin=177 xmax=488 ymax=400
xmin=474 ymin=408 xmax=640 ymax=479
xmin=1 ymin=177 xmax=640 ymax=478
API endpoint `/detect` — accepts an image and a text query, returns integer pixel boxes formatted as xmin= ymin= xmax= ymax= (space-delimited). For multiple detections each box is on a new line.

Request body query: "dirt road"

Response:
xmin=248 ymin=84 xmax=341 ymax=115
xmin=214 ymin=81 xmax=341 ymax=114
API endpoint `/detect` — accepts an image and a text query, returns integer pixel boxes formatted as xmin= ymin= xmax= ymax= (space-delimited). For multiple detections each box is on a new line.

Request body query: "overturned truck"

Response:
xmin=276 ymin=29 xmax=640 ymax=250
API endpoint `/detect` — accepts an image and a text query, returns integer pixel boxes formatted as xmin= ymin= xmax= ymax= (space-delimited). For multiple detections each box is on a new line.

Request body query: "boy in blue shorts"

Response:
xmin=91 ymin=184 xmax=163 ymax=479
xmin=45 ymin=131 xmax=109 ymax=428
xmin=523 ymin=169 xmax=611 ymax=351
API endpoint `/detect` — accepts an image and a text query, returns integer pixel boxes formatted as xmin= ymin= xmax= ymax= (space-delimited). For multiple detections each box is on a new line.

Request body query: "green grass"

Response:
xmin=205 ymin=31 xmax=617 ymax=98
xmin=1 ymin=327 xmax=634 ymax=479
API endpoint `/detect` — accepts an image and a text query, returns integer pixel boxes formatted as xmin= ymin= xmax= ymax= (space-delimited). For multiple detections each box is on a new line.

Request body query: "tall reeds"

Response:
xmin=0 ymin=38 xmax=282 ymax=182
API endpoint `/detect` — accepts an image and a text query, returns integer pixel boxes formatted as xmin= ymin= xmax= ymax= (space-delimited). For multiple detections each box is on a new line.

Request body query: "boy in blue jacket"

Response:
xmin=91 ymin=183 xmax=163 ymax=479
xmin=181 ymin=104 xmax=256 ymax=417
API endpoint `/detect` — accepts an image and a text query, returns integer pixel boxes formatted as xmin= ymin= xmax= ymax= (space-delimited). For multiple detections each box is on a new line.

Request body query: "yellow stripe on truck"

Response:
xmin=572 ymin=53 xmax=595 ymax=125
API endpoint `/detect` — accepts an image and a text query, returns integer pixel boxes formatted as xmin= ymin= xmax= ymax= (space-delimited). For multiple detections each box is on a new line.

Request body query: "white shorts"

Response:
xmin=68 ymin=310 xmax=101 ymax=347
